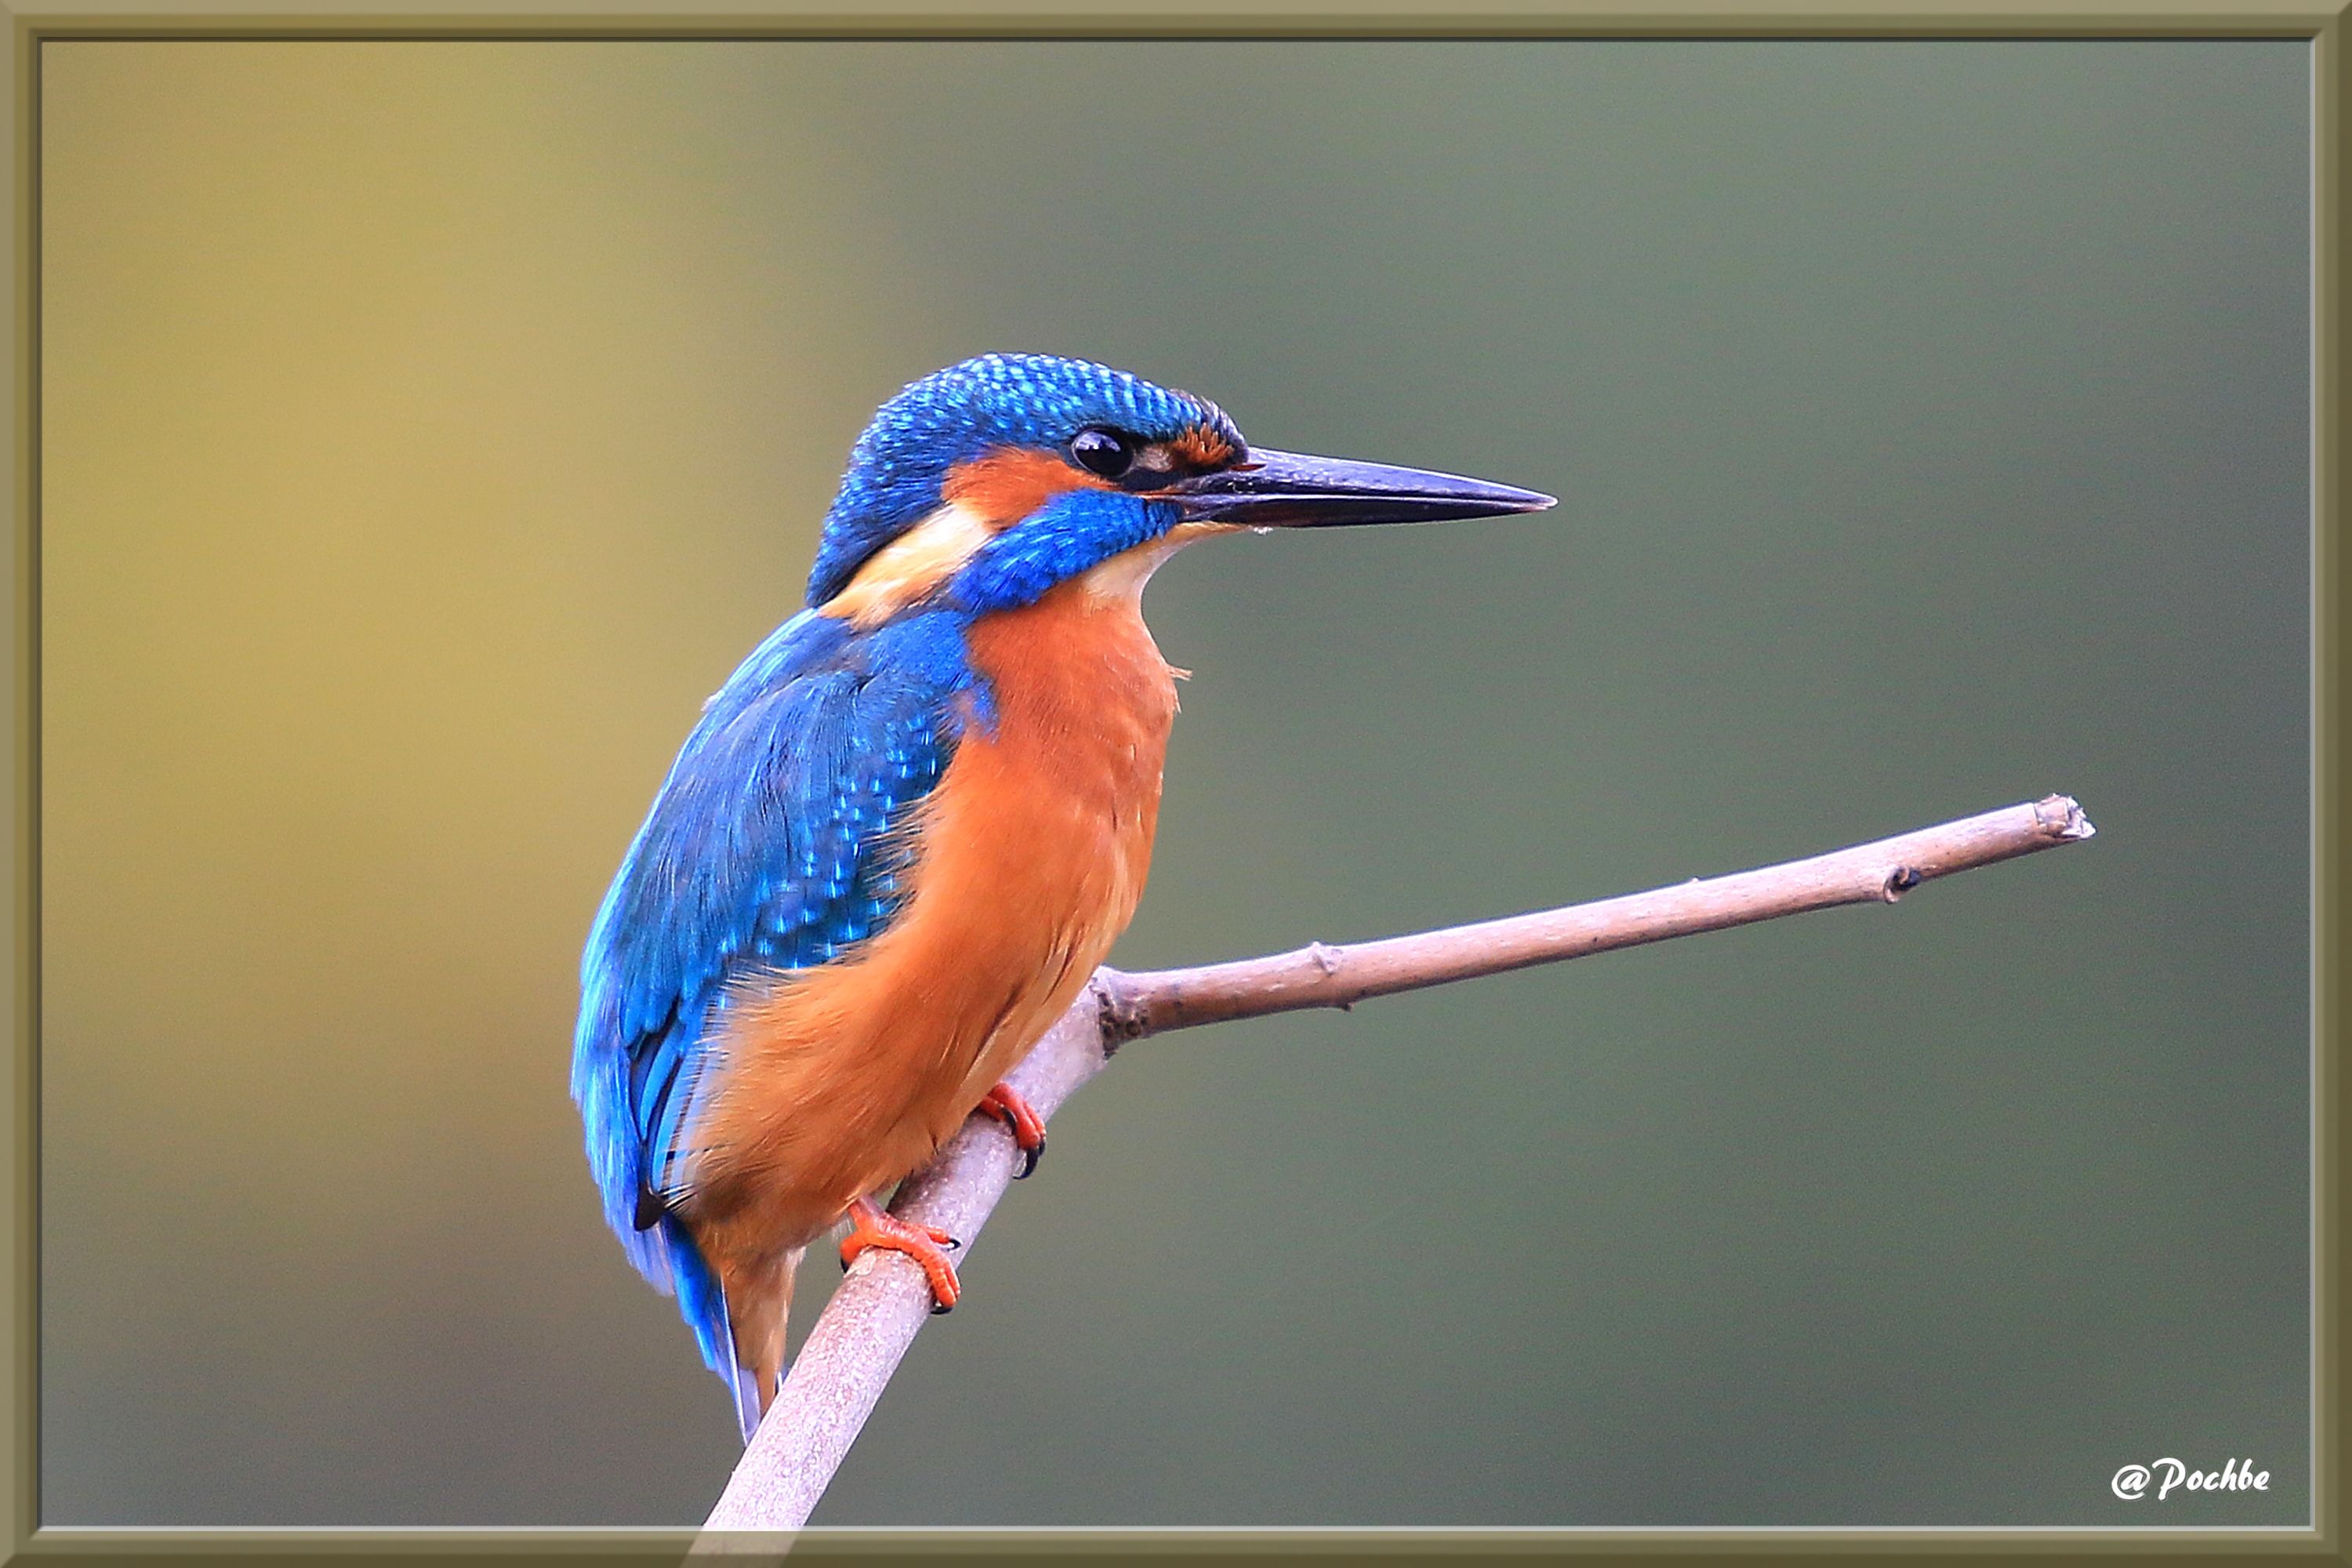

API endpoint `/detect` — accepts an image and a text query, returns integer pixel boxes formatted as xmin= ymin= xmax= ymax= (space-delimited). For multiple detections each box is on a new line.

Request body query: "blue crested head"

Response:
xmin=804 ymin=353 xmax=1245 ymax=608
xmin=800 ymin=353 xmax=1555 ymax=622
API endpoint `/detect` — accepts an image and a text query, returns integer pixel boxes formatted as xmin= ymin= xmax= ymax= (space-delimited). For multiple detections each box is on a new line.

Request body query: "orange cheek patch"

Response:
xmin=942 ymin=447 xmax=1109 ymax=526
xmin=1168 ymin=426 xmax=1236 ymax=467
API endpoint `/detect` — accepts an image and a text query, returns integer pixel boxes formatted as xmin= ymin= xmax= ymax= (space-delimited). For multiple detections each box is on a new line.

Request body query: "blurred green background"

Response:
xmin=38 ymin=39 xmax=2308 ymax=1527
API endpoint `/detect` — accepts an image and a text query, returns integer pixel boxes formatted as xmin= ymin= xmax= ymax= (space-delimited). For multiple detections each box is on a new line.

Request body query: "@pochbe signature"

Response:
xmin=2111 ymin=1458 xmax=2270 ymax=1501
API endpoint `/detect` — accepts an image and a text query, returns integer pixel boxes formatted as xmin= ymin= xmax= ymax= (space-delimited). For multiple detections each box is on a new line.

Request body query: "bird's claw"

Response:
xmin=976 ymin=1081 xmax=1047 ymax=1178
xmin=837 ymin=1197 xmax=962 ymax=1312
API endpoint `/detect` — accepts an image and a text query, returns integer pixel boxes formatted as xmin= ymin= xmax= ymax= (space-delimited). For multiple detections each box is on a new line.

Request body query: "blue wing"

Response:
xmin=570 ymin=605 xmax=982 ymax=1392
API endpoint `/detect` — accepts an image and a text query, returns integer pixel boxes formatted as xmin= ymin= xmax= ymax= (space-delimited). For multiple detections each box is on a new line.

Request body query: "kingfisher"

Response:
xmin=572 ymin=353 xmax=1554 ymax=1438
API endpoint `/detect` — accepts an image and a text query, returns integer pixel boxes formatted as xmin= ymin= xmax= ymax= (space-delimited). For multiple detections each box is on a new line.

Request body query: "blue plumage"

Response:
xmin=571 ymin=609 xmax=978 ymax=1375
xmin=949 ymin=488 xmax=1183 ymax=615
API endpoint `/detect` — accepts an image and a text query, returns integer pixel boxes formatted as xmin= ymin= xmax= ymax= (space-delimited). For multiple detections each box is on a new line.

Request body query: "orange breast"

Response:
xmin=683 ymin=575 xmax=1180 ymax=1272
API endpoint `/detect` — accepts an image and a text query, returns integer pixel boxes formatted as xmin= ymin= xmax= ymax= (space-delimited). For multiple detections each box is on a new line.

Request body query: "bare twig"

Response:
xmin=697 ymin=794 xmax=2095 ymax=1537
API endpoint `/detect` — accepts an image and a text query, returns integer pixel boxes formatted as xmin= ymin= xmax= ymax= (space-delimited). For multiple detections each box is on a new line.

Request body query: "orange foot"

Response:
xmin=838 ymin=1196 xmax=961 ymax=1314
xmin=977 ymin=1081 xmax=1047 ymax=1179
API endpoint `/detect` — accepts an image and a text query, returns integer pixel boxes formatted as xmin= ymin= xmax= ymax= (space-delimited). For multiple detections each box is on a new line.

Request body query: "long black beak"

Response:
xmin=1164 ymin=448 xmax=1555 ymax=529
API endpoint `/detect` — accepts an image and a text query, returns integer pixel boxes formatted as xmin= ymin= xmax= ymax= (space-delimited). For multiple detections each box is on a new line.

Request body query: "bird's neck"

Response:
xmin=1066 ymin=521 xmax=1229 ymax=611
xmin=961 ymin=573 xmax=1181 ymax=830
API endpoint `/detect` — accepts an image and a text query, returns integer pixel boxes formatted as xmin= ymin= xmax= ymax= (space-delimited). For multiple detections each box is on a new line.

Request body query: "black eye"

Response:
xmin=1069 ymin=426 xmax=1136 ymax=480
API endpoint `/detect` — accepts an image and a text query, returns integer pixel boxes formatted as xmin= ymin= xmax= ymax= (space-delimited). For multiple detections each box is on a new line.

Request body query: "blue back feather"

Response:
xmin=571 ymin=609 xmax=978 ymax=1378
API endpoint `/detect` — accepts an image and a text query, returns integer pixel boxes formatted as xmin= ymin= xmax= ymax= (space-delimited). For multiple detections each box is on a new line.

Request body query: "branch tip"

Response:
xmin=2034 ymin=793 xmax=2096 ymax=841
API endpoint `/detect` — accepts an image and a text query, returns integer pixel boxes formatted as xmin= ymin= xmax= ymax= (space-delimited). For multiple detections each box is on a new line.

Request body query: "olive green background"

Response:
xmin=36 ymin=39 xmax=2310 ymax=1527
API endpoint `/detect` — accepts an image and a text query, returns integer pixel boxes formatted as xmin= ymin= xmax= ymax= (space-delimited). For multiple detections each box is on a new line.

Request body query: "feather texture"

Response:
xmin=684 ymin=571 xmax=1180 ymax=1408
xmin=570 ymin=561 xmax=1181 ymax=1414
xmin=571 ymin=608 xmax=976 ymax=1374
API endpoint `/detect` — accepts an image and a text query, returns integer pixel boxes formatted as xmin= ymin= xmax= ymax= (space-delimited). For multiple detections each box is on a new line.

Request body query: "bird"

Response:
xmin=571 ymin=352 xmax=1554 ymax=1439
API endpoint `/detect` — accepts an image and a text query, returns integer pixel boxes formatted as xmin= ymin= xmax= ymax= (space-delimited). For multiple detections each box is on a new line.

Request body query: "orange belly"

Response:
xmin=681 ymin=573 xmax=1180 ymax=1285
